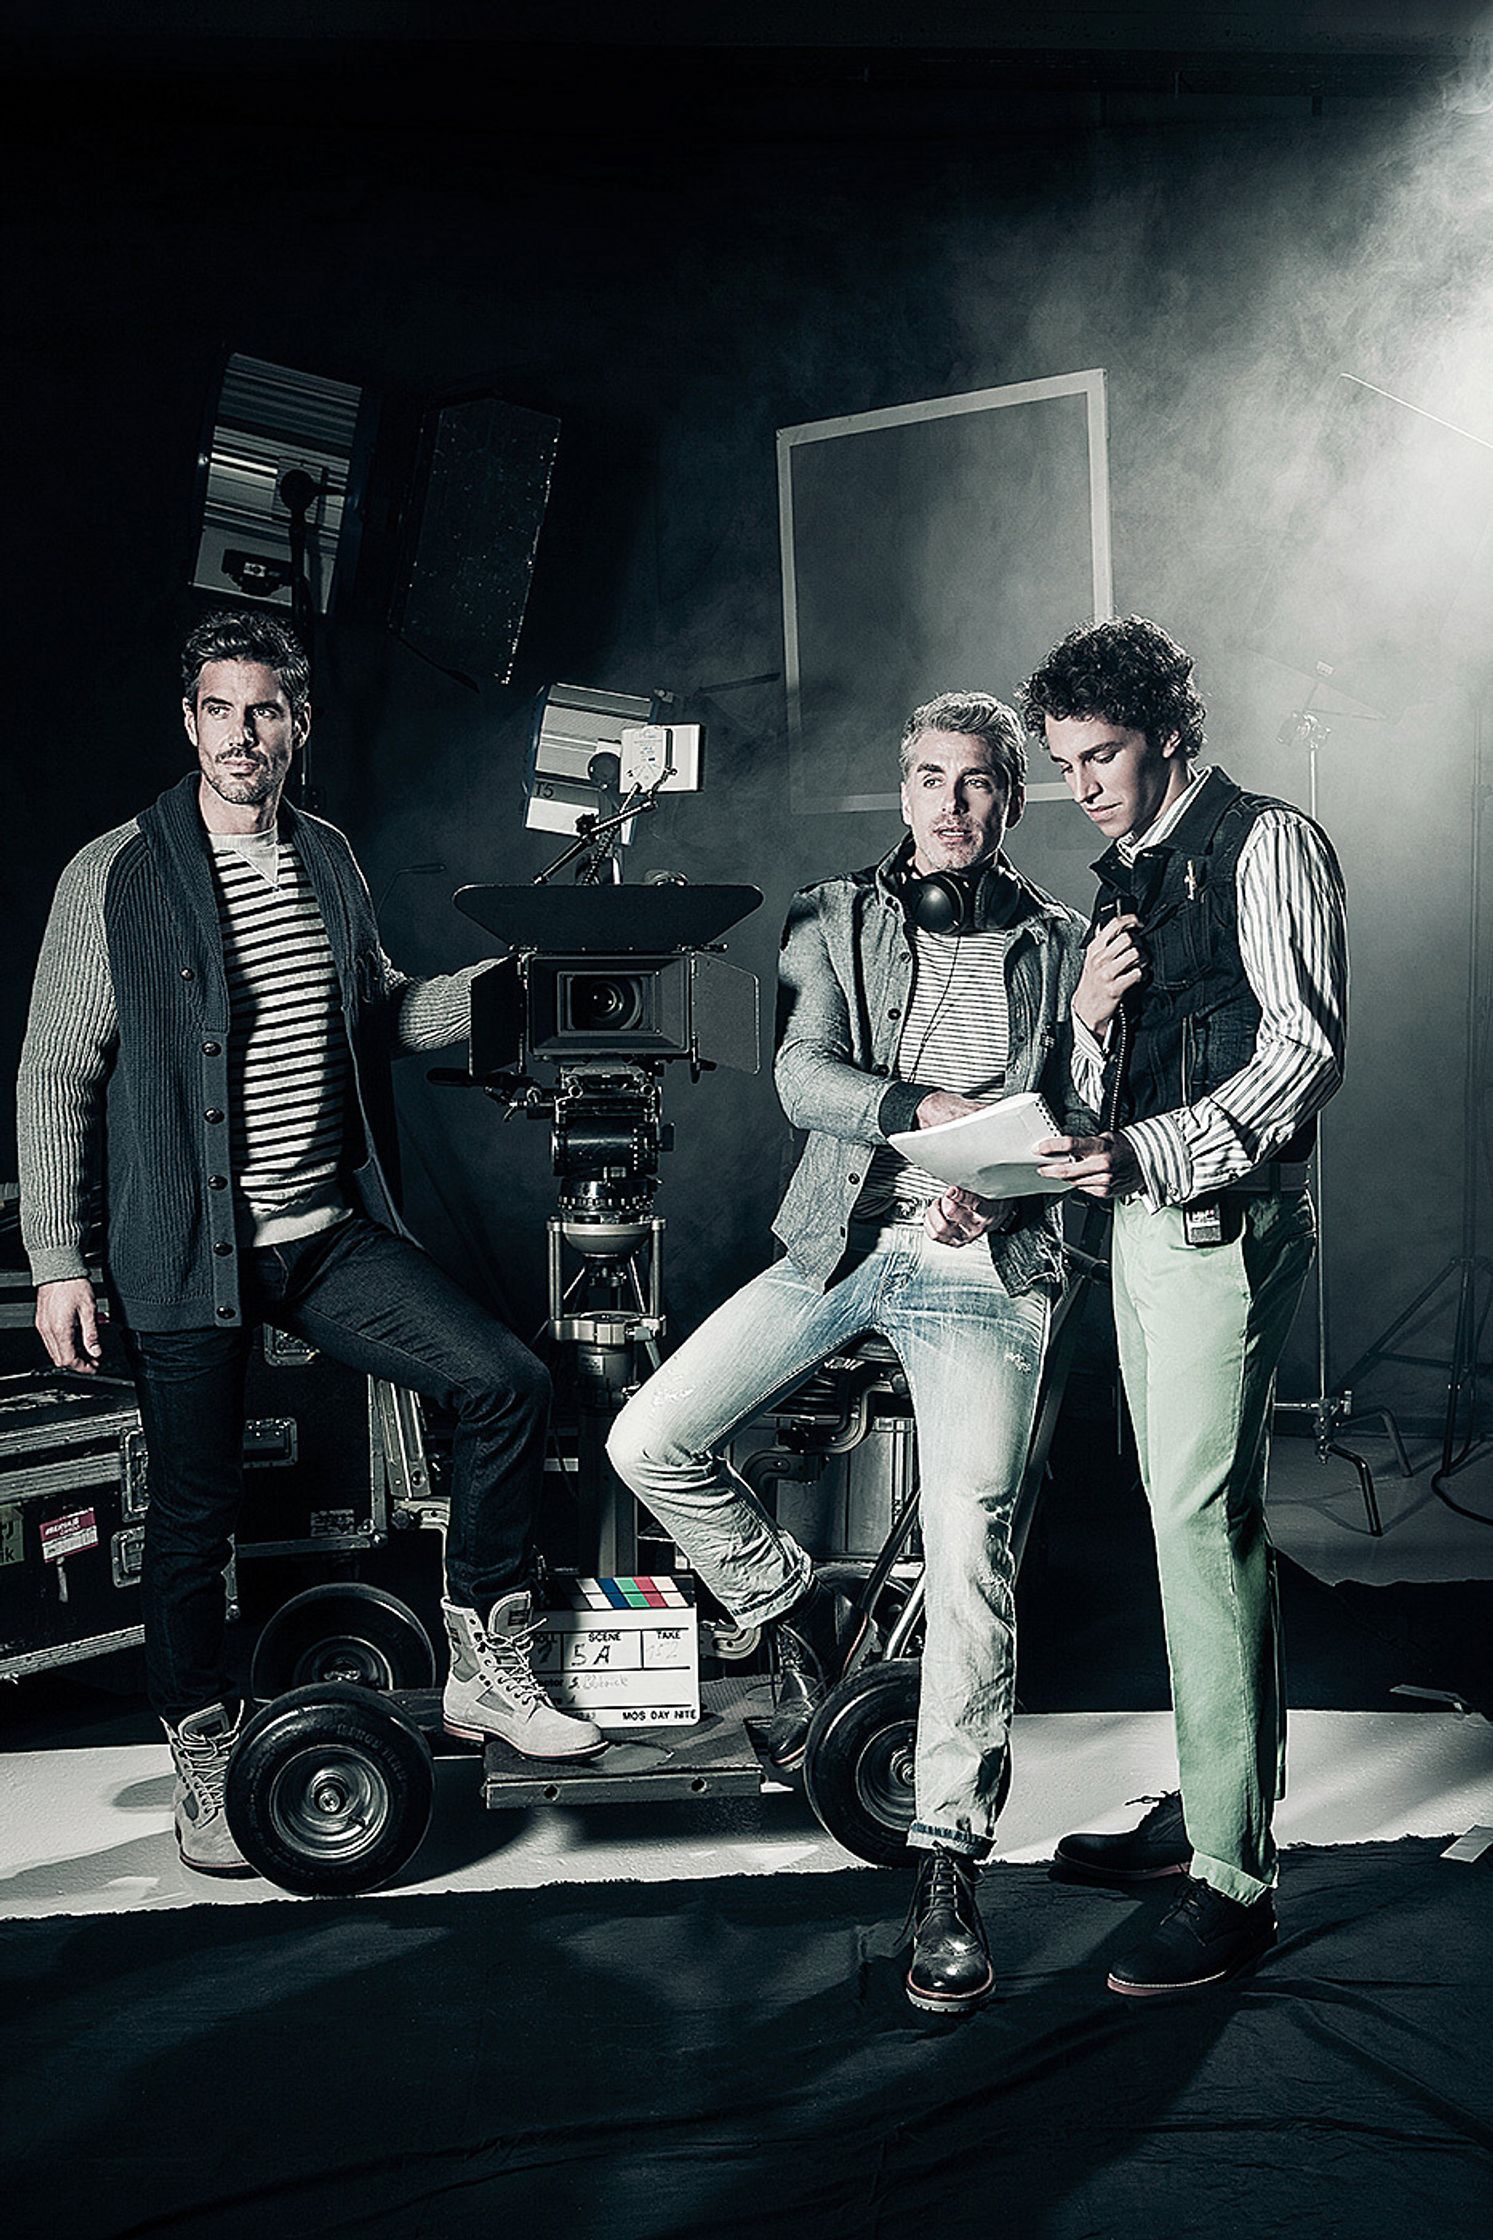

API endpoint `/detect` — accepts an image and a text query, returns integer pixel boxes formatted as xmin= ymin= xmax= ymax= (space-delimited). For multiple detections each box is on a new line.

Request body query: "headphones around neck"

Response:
xmin=902 ymin=857 xmax=1025 ymax=936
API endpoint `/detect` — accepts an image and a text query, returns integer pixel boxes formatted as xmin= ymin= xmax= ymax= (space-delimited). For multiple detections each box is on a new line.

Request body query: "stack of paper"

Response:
xmin=887 ymin=1091 xmax=1071 ymax=1199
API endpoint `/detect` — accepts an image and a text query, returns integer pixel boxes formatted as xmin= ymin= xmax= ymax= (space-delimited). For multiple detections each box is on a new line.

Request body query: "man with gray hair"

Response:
xmin=608 ymin=690 xmax=1090 ymax=2012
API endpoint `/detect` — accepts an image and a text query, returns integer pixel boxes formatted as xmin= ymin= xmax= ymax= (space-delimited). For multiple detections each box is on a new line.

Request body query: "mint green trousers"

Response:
xmin=1111 ymin=1190 xmax=1316 ymax=1904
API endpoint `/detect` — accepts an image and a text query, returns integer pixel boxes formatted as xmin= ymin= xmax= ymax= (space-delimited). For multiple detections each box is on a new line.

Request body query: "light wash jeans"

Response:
xmin=606 ymin=1220 xmax=1051 ymax=1859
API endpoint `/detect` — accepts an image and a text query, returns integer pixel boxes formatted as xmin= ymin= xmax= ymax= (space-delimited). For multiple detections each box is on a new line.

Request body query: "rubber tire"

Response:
xmin=803 ymin=1657 xmax=924 ymax=1867
xmin=225 ymin=1682 xmax=435 ymax=1896
xmin=250 ymin=1582 xmax=437 ymax=1702
xmin=816 ymin=1562 xmax=920 ymax=1661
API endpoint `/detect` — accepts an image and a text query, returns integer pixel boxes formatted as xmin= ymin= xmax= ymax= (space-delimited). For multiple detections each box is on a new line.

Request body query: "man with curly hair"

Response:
xmin=1012 ymin=615 xmax=1348 ymax=1996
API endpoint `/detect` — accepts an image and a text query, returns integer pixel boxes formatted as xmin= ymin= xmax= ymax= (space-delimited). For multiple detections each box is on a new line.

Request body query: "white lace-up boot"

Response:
xmin=442 ymin=1591 xmax=605 ymax=1759
xmin=166 ymin=1701 xmax=252 ymax=1876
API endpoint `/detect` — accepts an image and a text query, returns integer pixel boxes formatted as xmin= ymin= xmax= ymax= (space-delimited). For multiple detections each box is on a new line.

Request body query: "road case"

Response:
xmin=0 ymin=1377 xmax=156 ymax=1679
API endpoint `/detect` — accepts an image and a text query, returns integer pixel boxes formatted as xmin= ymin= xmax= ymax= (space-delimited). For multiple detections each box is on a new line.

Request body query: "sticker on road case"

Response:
xmin=0 ymin=1506 xmax=22 ymax=1567
xmin=40 ymin=1508 xmax=100 ymax=1563
xmin=532 ymin=1576 xmax=700 ymax=1729
xmin=309 ymin=1509 xmax=357 ymax=1537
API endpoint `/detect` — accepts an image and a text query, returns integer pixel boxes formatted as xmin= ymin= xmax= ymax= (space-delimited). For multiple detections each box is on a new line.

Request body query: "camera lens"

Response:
xmin=567 ymin=973 xmax=645 ymax=1034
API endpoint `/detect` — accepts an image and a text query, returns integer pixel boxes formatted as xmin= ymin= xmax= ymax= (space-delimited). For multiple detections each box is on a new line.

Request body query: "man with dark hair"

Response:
xmin=18 ymin=610 xmax=602 ymax=1877
xmin=1014 ymin=614 xmax=1348 ymax=1995
xmin=608 ymin=689 xmax=1091 ymax=2013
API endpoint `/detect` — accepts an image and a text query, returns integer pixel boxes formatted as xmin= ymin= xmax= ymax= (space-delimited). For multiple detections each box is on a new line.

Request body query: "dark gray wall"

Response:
xmin=6 ymin=32 xmax=1490 ymax=1420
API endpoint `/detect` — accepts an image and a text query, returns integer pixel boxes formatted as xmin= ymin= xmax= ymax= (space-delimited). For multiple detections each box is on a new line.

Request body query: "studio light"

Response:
xmin=524 ymin=683 xmax=702 ymax=839
xmin=192 ymin=353 xmax=375 ymax=615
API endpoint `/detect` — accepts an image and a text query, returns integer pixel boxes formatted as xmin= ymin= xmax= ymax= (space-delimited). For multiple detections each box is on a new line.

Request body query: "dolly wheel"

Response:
xmin=804 ymin=1658 xmax=1012 ymax=1868
xmin=803 ymin=1658 xmax=923 ymax=1866
xmin=226 ymin=1683 xmax=435 ymax=1896
xmin=250 ymin=1582 xmax=437 ymax=1702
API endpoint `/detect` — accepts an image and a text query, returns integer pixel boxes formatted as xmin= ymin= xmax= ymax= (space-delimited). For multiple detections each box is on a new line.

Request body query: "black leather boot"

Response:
xmin=1054 ymin=1791 xmax=1191 ymax=1885
xmin=905 ymin=1846 xmax=995 ymax=2015
xmin=763 ymin=1576 xmax=843 ymax=1777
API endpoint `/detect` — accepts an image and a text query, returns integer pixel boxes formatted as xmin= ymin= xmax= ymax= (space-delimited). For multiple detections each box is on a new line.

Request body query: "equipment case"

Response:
xmin=0 ymin=1378 xmax=155 ymax=1679
xmin=0 ymin=1344 xmax=430 ymax=1684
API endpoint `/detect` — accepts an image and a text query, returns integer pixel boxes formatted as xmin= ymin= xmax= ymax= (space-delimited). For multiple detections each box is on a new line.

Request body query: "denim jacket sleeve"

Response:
xmin=1050 ymin=932 xmax=1101 ymax=1139
xmin=773 ymin=885 xmax=921 ymax=1147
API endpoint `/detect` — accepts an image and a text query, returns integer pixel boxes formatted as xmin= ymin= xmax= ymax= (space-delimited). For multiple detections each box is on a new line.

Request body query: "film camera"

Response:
xmin=454 ymin=880 xmax=762 ymax=1570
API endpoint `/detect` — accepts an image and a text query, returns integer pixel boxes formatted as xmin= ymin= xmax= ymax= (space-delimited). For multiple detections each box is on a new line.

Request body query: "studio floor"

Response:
xmin=3 ymin=1424 xmax=1490 ymax=1922
xmin=1 ymin=1703 xmax=1489 ymax=1921
xmin=2 ymin=1424 xmax=1491 ymax=2240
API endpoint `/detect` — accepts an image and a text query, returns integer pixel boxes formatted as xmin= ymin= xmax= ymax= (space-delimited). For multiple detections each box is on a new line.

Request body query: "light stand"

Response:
xmin=1245 ymin=373 xmax=1493 ymax=1534
xmin=531 ymin=758 xmax=656 ymax=889
xmin=1335 ymin=700 xmax=1493 ymax=1523
xmin=278 ymin=466 xmax=326 ymax=811
xmin=1272 ymin=689 xmax=1410 ymax=1534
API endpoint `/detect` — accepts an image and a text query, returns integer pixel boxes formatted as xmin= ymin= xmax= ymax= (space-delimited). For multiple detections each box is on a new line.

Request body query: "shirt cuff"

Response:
xmin=1072 ymin=1014 xmax=1112 ymax=1066
xmin=877 ymin=1081 xmax=928 ymax=1137
xmin=29 ymin=1247 xmax=92 ymax=1287
xmin=1120 ymin=1114 xmax=1192 ymax=1209
xmin=393 ymin=960 xmax=490 ymax=1051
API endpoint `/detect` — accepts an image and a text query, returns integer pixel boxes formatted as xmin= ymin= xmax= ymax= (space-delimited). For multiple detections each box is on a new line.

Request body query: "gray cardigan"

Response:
xmin=18 ymin=772 xmax=484 ymax=1331
xmin=770 ymin=841 xmax=1093 ymax=1296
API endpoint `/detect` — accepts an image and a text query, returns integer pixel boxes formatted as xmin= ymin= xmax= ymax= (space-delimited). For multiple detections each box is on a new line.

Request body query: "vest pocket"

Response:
xmin=1142 ymin=902 xmax=1205 ymax=991
xmin=1186 ymin=1005 xmax=1256 ymax=1089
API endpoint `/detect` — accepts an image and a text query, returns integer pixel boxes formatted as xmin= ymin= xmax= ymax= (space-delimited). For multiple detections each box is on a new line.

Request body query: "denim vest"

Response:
xmin=770 ymin=840 xmax=1092 ymax=1295
xmin=1090 ymin=767 xmax=1324 ymax=1162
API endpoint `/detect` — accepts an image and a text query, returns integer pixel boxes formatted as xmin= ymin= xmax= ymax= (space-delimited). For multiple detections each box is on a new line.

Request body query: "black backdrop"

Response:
xmin=6 ymin=16 xmax=1491 ymax=1409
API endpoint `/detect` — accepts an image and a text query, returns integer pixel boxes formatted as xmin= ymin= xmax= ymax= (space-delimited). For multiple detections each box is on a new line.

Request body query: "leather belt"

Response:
xmin=1221 ymin=1161 xmax=1310 ymax=1197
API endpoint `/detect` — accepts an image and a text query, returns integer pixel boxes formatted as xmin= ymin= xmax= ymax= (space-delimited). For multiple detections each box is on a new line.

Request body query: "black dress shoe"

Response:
xmin=906 ymin=1847 xmax=995 ymax=2015
xmin=1107 ymin=1876 xmax=1277 ymax=1996
xmin=763 ymin=1577 xmax=843 ymax=1776
xmin=1055 ymin=1791 xmax=1191 ymax=1885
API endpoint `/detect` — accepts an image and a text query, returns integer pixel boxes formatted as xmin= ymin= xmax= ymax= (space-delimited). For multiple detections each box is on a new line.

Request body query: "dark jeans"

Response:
xmin=123 ymin=1216 xmax=551 ymax=1725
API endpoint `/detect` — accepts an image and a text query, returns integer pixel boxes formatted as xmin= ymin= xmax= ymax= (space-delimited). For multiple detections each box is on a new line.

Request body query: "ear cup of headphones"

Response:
xmin=905 ymin=862 xmax=1023 ymax=935
xmin=907 ymin=870 xmax=969 ymax=935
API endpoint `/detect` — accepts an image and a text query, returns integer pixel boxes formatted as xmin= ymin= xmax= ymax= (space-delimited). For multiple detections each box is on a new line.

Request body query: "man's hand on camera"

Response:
xmin=915 ymin=1090 xmax=988 ymax=1129
xmin=1035 ymin=1131 xmax=1142 ymax=1201
xmin=924 ymin=1186 xmax=998 ymax=1246
xmin=1075 ymin=912 xmax=1146 ymax=1036
xmin=36 ymin=1278 xmax=106 ymax=1374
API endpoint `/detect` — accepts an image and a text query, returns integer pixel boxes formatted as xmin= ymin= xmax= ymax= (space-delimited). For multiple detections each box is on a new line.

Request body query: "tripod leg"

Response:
xmin=1436 ymin=1257 xmax=1493 ymax=1482
xmin=1327 ymin=1441 xmax=1384 ymax=1538
xmin=1335 ymin=1260 xmax=1461 ymax=1395
xmin=1339 ymin=1405 xmax=1413 ymax=1478
xmin=1377 ymin=1411 xmax=1414 ymax=1480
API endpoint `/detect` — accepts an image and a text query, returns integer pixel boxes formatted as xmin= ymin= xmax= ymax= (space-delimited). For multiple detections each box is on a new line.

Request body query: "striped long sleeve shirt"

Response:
xmin=856 ymin=924 xmax=1012 ymax=1217
xmin=18 ymin=812 xmax=488 ymax=1284
xmin=1070 ymin=768 xmax=1348 ymax=1209
xmin=209 ymin=830 xmax=353 ymax=1242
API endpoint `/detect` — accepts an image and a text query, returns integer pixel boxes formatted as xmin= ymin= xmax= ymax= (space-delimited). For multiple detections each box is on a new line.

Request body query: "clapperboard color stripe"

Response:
xmin=562 ymin=1577 xmax=693 ymax=1612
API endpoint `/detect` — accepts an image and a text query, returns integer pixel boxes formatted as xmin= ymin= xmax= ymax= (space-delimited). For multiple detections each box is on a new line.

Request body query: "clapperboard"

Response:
xmin=533 ymin=1576 xmax=700 ymax=1731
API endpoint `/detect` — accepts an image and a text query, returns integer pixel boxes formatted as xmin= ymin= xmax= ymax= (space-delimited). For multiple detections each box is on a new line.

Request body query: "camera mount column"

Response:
xmin=548 ymin=1066 xmax=670 ymax=1576
xmin=453 ymin=878 xmax=765 ymax=1581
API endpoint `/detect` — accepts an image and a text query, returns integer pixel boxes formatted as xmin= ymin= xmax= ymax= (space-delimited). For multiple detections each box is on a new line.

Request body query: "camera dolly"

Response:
xmin=222 ymin=1231 xmax=1106 ymax=1896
